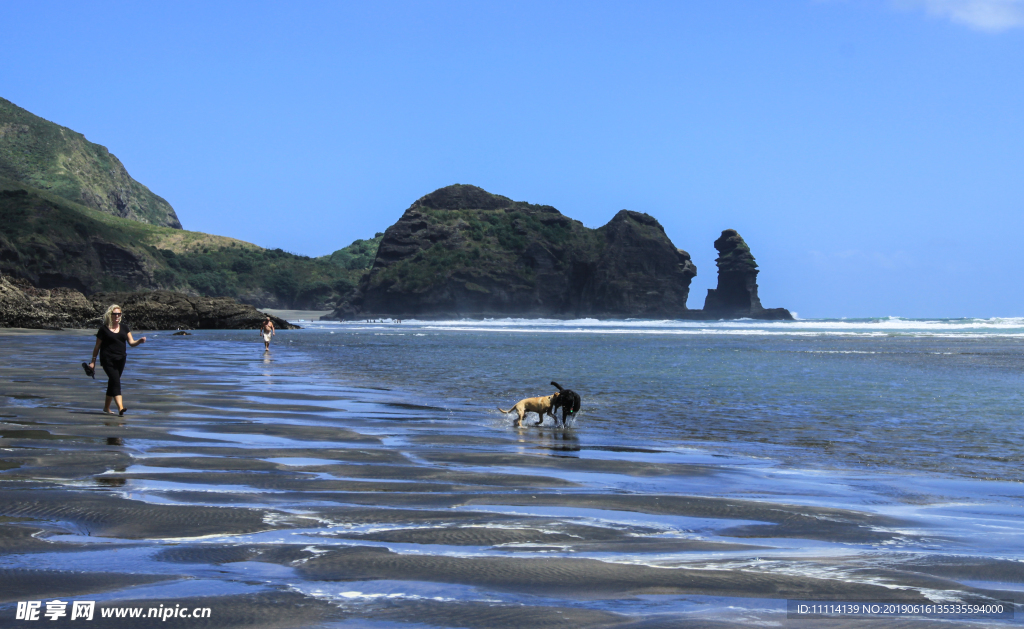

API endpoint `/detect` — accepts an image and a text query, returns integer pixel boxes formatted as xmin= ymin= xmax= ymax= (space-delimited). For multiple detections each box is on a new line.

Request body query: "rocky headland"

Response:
xmin=327 ymin=185 xmax=791 ymax=320
xmin=2 ymin=99 xmax=791 ymax=320
xmin=0 ymin=276 xmax=296 ymax=331
xmin=1 ymin=98 xmax=376 ymax=311
xmin=0 ymin=97 xmax=181 ymax=228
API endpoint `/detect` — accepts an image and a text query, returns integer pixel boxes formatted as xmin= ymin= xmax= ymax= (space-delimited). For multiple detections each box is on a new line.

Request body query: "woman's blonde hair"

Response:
xmin=103 ymin=304 xmax=122 ymax=328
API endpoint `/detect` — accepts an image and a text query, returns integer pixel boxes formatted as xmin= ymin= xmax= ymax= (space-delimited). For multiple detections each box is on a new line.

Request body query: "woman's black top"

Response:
xmin=96 ymin=325 xmax=130 ymax=361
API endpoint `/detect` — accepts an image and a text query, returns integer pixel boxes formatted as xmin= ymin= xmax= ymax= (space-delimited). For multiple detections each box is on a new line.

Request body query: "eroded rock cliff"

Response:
xmin=336 ymin=185 xmax=698 ymax=319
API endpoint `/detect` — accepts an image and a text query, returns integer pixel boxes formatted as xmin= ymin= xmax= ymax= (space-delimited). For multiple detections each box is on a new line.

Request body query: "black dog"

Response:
xmin=550 ymin=381 xmax=581 ymax=426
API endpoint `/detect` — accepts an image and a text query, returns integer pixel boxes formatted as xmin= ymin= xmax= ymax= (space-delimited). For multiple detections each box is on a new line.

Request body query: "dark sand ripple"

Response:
xmin=0 ymin=449 xmax=132 ymax=480
xmin=360 ymin=599 xmax=634 ymax=629
xmin=0 ymin=519 xmax=86 ymax=554
xmin=0 ymin=569 xmax=176 ymax=604
xmin=463 ymin=493 xmax=916 ymax=544
xmin=298 ymin=546 xmax=929 ymax=601
xmin=148 ymin=446 xmax=411 ymax=464
xmin=153 ymin=544 xmax=313 ymax=566
xmin=895 ymin=554 xmax=1024 ymax=583
xmin=333 ymin=523 xmax=766 ymax=553
xmin=0 ymin=490 xmax=279 ymax=539
xmin=189 ymin=422 xmax=381 ymax=443
xmin=421 ymin=451 xmax=715 ymax=477
xmin=104 ymin=471 xmax=467 ymax=493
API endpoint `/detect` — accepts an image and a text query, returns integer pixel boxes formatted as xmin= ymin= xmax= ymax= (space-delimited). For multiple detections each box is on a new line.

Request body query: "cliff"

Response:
xmin=0 ymin=186 xmax=165 ymax=293
xmin=702 ymin=229 xmax=791 ymax=320
xmin=0 ymin=276 xmax=296 ymax=331
xmin=0 ymin=98 xmax=371 ymax=309
xmin=0 ymin=97 xmax=181 ymax=229
xmin=0 ymin=181 xmax=373 ymax=310
xmin=331 ymin=184 xmax=698 ymax=319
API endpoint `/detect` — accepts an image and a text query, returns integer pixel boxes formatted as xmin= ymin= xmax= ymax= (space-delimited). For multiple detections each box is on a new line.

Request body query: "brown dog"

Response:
xmin=498 ymin=393 xmax=559 ymax=427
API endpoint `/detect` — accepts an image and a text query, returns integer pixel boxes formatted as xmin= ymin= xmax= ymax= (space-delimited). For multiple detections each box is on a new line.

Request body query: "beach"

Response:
xmin=1 ymin=317 xmax=1022 ymax=627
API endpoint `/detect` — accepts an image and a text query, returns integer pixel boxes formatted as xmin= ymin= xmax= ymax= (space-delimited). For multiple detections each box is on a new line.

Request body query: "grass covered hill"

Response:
xmin=0 ymin=177 xmax=381 ymax=309
xmin=0 ymin=98 xmax=181 ymax=229
xmin=341 ymin=184 xmax=698 ymax=318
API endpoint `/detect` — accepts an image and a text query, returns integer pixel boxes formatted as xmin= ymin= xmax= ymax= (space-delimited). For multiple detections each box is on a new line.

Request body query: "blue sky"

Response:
xmin=2 ymin=0 xmax=1021 ymax=317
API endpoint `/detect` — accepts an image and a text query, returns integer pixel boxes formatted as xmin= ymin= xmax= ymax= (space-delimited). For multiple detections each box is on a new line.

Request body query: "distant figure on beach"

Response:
xmin=87 ymin=304 xmax=146 ymax=416
xmin=261 ymin=316 xmax=275 ymax=351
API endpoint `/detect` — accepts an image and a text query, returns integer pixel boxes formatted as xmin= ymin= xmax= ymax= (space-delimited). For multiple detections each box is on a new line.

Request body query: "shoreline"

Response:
xmin=1 ymin=328 xmax=1021 ymax=627
xmin=324 ymin=308 xmax=794 ymax=322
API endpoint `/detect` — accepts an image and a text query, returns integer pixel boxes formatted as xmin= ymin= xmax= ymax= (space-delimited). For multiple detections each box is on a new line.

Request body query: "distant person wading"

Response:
xmin=88 ymin=305 xmax=146 ymax=415
xmin=261 ymin=316 xmax=275 ymax=351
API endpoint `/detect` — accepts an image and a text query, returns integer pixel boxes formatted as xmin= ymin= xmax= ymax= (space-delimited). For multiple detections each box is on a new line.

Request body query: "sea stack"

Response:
xmin=702 ymin=229 xmax=792 ymax=320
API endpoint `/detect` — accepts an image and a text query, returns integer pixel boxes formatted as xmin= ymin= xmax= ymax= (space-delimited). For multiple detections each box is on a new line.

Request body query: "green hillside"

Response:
xmin=0 ymin=177 xmax=380 ymax=309
xmin=367 ymin=204 xmax=604 ymax=296
xmin=0 ymin=97 xmax=181 ymax=228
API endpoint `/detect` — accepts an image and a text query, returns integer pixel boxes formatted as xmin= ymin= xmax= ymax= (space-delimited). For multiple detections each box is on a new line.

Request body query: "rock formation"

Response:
xmin=338 ymin=185 xmax=698 ymax=319
xmin=326 ymin=186 xmax=793 ymax=321
xmin=89 ymin=290 xmax=298 ymax=331
xmin=585 ymin=210 xmax=697 ymax=316
xmin=0 ymin=276 xmax=296 ymax=330
xmin=702 ymin=229 xmax=791 ymax=320
xmin=0 ymin=276 xmax=97 ymax=329
xmin=0 ymin=100 xmax=795 ymax=318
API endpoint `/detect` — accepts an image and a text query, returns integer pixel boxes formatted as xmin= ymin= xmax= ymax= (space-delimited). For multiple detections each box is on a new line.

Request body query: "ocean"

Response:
xmin=1 ymin=316 xmax=1022 ymax=627
xmin=296 ymin=316 xmax=1024 ymax=482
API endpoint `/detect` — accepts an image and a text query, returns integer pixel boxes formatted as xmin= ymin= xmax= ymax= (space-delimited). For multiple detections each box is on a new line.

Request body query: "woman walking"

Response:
xmin=87 ymin=305 xmax=146 ymax=415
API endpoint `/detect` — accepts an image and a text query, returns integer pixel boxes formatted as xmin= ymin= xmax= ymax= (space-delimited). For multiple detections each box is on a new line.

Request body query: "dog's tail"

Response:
xmin=550 ymin=381 xmax=564 ymax=391
xmin=497 ymin=407 xmax=511 ymax=414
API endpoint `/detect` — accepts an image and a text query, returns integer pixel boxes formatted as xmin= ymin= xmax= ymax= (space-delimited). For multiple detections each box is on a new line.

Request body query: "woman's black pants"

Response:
xmin=100 ymin=356 xmax=127 ymax=397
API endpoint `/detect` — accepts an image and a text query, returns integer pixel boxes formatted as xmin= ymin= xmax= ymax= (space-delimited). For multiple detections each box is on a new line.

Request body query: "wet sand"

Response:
xmin=0 ymin=329 xmax=1020 ymax=628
